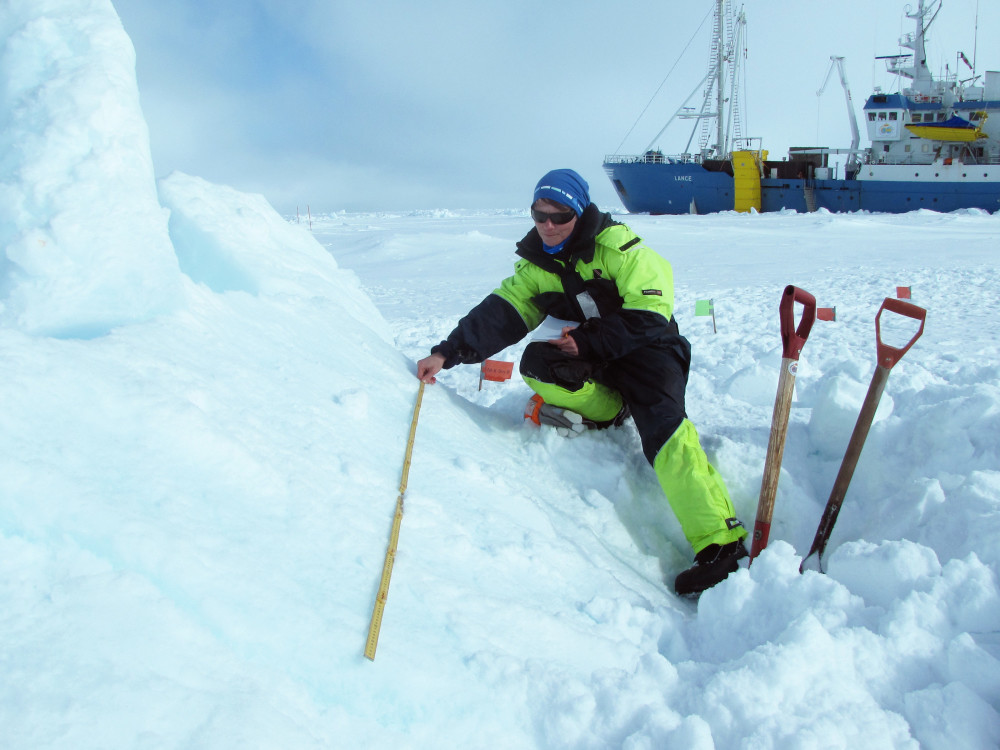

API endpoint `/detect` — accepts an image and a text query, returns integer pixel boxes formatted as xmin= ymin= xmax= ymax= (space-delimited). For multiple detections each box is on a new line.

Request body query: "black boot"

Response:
xmin=674 ymin=540 xmax=748 ymax=598
xmin=595 ymin=402 xmax=631 ymax=429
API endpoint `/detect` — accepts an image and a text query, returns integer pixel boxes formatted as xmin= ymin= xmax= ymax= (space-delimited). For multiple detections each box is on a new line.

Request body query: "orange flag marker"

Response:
xmin=478 ymin=359 xmax=514 ymax=390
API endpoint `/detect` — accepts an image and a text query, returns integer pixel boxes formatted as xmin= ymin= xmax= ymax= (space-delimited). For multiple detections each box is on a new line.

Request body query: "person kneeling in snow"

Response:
xmin=416 ymin=169 xmax=748 ymax=597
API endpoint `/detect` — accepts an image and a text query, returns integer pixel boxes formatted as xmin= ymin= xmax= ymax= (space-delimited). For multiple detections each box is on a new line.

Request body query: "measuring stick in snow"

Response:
xmin=800 ymin=298 xmax=926 ymax=574
xmin=749 ymin=285 xmax=816 ymax=563
xmin=365 ymin=381 xmax=425 ymax=661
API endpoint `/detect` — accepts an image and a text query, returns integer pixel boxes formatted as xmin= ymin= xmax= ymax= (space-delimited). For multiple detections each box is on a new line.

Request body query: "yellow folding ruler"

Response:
xmin=365 ymin=381 xmax=424 ymax=661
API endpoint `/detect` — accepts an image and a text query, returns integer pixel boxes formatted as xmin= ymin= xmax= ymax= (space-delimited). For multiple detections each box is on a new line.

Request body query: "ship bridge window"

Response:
xmin=878 ymin=112 xmax=887 ymax=120
xmin=912 ymin=113 xmax=923 ymax=122
xmin=889 ymin=112 xmax=898 ymax=120
xmin=868 ymin=112 xmax=876 ymax=121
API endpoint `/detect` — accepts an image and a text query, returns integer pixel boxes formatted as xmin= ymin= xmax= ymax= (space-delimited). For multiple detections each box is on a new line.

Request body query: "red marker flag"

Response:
xmin=896 ymin=286 xmax=911 ymax=299
xmin=817 ymin=306 xmax=837 ymax=321
xmin=479 ymin=359 xmax=514 ymax=390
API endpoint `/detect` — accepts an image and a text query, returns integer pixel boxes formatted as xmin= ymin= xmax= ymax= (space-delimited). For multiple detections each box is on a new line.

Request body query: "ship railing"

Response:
xmin=905 ymin=93 xmax=945 ymax=104
xmin=603 ymin=152 xmax=700 ymax=165
xmin=862 ymin=152 xmax=1000 ymax=166
xmin=734 ymin=138 xmax=764 ymax=153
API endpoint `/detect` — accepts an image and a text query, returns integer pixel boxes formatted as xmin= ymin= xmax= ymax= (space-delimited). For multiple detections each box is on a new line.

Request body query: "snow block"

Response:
xmin=158 ymin=172 xmax=392 ymax=345
xmin=0 ymin=0 xmax=182 ymax=337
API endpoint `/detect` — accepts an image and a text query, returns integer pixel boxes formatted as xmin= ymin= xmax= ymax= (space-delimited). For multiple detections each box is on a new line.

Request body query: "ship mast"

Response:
xmin=897 ymin=0 xmax=941 ymax=94
xmin=715 ymin=0 xmax=725 ymax=155
xmin=637 ymin=0 xmax=745 ymax=160
xmin=705 ymin=0 xmax=745 ymax=157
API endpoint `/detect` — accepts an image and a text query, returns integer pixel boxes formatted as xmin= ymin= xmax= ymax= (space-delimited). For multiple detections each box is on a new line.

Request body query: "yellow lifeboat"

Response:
xmin=904 ymin=112 xmax=988 ymax=142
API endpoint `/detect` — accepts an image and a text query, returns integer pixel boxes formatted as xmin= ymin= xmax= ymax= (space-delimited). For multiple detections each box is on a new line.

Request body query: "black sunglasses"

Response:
xmin=531 ymin=208 xmax=576 ymax=225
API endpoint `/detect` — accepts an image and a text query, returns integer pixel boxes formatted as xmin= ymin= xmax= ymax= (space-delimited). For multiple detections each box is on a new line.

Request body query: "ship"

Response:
xmin=603 ymin=0 xmax=1000 ymax=215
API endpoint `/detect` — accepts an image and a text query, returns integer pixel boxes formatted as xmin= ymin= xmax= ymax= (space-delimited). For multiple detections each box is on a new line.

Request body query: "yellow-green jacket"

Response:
xmin=432 ymin=205 xmax=679 ymax=368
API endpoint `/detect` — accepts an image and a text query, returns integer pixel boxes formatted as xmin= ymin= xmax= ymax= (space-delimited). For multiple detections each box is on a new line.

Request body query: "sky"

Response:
xmin=110 ymin=0 xmax=1000 ymax=214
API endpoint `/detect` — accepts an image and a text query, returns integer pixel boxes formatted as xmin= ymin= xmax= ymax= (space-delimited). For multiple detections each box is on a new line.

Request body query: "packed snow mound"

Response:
xmin=0 ymin=0 xmax=181 ymax=337
xmin=159 ymin=171 xmax=391 ymax=343
xmin=807 ymin=371 xmax=893 ymax=459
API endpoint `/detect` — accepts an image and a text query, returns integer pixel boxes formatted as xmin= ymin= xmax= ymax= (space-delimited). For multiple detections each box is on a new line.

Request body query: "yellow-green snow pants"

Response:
xmin=520 ymin=338 xmax=746 ymax=553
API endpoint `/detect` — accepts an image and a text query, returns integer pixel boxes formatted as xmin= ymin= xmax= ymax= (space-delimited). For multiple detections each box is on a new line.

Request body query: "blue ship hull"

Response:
xmin=605 ymin=161 xmax=1000 ymax=214
xmin=605 ymin=162 xmax=735 ymax=214
xmin=850 ymin=178 xmax=1000 ymax=213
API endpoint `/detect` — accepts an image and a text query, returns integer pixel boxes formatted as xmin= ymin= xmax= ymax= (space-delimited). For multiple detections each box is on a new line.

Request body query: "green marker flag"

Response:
xmin=695 ymin=298 xmax=717 ymax=333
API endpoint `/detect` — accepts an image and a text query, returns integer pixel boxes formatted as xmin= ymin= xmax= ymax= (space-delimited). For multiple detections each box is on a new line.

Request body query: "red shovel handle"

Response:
xmin=780 ymin=285 xmax=817 ymax=361
xmin=876 ymin=298 xmax=926 ymax=369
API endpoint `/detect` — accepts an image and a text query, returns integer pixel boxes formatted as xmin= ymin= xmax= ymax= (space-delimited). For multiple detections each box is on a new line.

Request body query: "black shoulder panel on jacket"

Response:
xmin=432 ymin=294 xmax=529 ymax=368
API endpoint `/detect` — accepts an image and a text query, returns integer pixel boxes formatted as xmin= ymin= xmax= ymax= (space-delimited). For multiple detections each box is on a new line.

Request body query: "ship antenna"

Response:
xmin=973 ymin=0 xmax=979 ymax=74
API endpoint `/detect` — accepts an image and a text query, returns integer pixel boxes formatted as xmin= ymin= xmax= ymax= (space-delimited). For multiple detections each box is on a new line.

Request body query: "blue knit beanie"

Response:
xmin=533 ymin=169 xmax=590 ymax=216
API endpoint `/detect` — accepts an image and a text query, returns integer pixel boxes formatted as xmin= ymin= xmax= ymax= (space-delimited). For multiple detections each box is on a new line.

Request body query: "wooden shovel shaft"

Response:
xmin=748 ymin=285 xmax=817 ymax=564
xmin=799 ymin=296 xmax=925 ymax=574
xmin=801 ymin=365 xmax=890 ymax=571
xmin=750 ymin=358 xmax=798 ymax=560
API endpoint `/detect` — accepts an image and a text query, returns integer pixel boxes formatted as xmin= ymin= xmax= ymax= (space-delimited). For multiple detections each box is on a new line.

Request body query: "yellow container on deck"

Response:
xmin=732 ymin=150 xmax=762 ymax=213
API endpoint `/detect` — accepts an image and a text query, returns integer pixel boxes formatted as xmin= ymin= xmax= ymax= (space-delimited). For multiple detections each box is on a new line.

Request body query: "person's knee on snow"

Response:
xmin=520 ymin=341 xmax=593 ymax=391
xmin=520 ymin=341 xmax=624 ymax=424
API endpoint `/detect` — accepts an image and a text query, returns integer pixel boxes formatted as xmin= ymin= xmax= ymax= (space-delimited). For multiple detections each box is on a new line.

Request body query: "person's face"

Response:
xmin=531 ymin=199 xmax=577 ymax=247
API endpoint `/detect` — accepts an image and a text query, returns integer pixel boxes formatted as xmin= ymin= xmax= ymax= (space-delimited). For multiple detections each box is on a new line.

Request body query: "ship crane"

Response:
xmin=817 ymin=55 xmax=861 ymax=172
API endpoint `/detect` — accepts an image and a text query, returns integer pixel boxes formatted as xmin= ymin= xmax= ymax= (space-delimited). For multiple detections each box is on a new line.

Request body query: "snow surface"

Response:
xmin=2 ymin=1 xmax=1000 ymax=748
